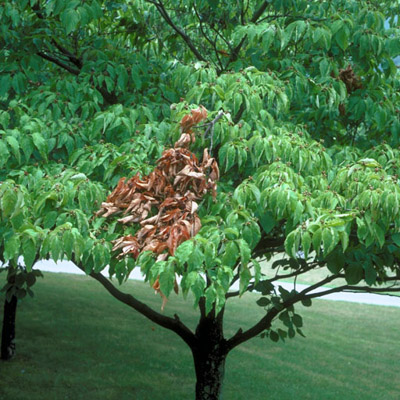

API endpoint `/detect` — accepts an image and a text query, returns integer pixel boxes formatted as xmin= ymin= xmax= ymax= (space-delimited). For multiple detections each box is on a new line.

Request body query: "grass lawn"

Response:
xmin=1 ymin=272 xmax=400 ymax=400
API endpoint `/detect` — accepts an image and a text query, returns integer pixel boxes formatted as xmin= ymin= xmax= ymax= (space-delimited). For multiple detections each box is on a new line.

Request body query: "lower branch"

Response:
xmin=77 ymin=264 xmax=196 ymax=348
xmin=226 ymin=274 xmax=342 ymax=349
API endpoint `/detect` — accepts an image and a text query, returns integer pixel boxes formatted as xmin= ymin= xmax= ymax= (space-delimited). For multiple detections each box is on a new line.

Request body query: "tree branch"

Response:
xmin=251 ymin=1 xmax=271 ymax=23
xmin=146 ymin=0 xmax=207 ymax=63
xmin=37 ymin=52 xmax=80 ymax=75
xmin=252 ymin=235 xmax=285 ymax=258
xmin=77 ymin=264 xmax=196 ymax=348
xmin=226 ymin=274 xmax=342 ymax=350
xmin=222 ymin=0 xmax=271 ymax=69
xmin=51 ymin=39 xmax=83 ymax=69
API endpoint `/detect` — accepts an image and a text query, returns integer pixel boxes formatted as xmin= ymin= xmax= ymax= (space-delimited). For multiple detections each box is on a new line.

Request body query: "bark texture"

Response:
xmin=193 ymin=305 xmax=228 ymax=400
xmin=1 ymin=294 xmax=18 ymax=360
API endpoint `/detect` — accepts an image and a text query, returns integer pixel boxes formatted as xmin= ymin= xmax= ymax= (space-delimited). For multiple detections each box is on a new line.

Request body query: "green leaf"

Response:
xmin=258 ymin=210 xmax=276 ymax=234
xmin=50 ymin=235 xmax=62 ymax=262
xmin=22 ymin=238 xmax=36 ymax=271
xmin=285 ymin=230 xmax=300 ymax=258
xmin=363 ymin=262 xmax=377 ymax=285
xmin=61 ymin=8 xmax=80 ymax=34
xmin=301 ymin=298 xmax=312 ymax=307
xmin=2 ymin=189 xmax=18 ymax=217
xmin=117 ymin=65 xmax=129 ymax=91
xmin=6 ymin=136 xmax=21 ymax=164
xmin=374 ymin=225 xmax=385 ymax=248
xmin=335 ymin=24 xmax=349 ymax=51
xmin=4 ymin=235 xmax=20 ymax=260
xmin=256 ymin=297 xmax=271 ymax=307
xmin=301 ymin=231 xmax=312 ymax=258
xmin=312 ymin=228 xmax=322 ymax=255
xmin=292 ymin=314 xmax=303 ymax=328
xmin=16 ymin=288 xmax=27 ymax=299
xmin=205 ymin=286 xmax=216 ymax=315
xmin=345 ymin=264 xmax=363 ymax=285
xmin=269 ymin=330 xmax=280 ymax=342
xmin=43 ymin=211 xmax=58 ymax=229
xmin=93 ymin=243 xmax=107 ymax=272
xmin=131 ymin=67 xmax=142 ymax=89
xmin=159 ymin=263 xmax=175 ymax=297
xmin=32 ymin=132 xmax=48 ymax=160
xmin=175 ymin=240 xmax=194 ymax=265
xmin=0 ymin=74 xmax=11 ymax=97
xmin=326 ymin=251 xmax=345 ymax=274
xmin=237 ymin=239 xmax=251 ymax=266
xmin=319 ymin=58 xmax=331 ymax=77
xmin=26 ymin=273 xmax=37 ymax=287
xmin=392 ymin=233 xmax=400 ymax=247
xmin=322 ymin=228 xmax=335 ymax=256
xmin=225 ymin=145 xmax=236 ymax=172
xmin=239 ymin=265 xmax=252 ymax=295
xmin=0 ymin=140 xmax=10 ymax=167
xmin=254 ymin=280 xmax=274 ymax=295
xmin=221 ymin=241 xmax=239 ymax=268
xmin=187 ymin=246 xmax=204 ymax=272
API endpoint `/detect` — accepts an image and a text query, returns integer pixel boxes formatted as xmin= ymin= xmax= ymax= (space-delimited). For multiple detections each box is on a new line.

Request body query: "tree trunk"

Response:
xmin=193 ymin=345 xmax=227 ymax=400
xmin=1 ymin=294 xmax=18 ymax=360
xmin=192 ymin=303 xmax=228 ymax=400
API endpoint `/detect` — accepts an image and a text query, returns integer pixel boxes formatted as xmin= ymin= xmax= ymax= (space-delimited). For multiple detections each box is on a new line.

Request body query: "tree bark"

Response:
xmin=192 ymin=303 xmax=228 ymax=400
xmin=193 ymin=345 xmax=227 ymax=400
xmin=1 ymin=294 xmax=18 ymax=360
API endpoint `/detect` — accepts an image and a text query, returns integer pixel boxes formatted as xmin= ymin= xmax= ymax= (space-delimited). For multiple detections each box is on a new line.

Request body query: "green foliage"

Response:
xmin=1 ymin=0 xmax=400 ymax=372
xmin=0 ymin=263 xmax=43 ymax=302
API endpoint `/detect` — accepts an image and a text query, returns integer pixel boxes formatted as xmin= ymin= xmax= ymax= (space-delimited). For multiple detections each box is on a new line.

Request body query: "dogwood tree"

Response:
xmin=1 ymin=0 xmax=400 ymax=398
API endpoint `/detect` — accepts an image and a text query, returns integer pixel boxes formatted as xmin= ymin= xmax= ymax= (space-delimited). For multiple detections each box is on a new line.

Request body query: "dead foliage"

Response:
xmin=96 ymin=106 xmax=219 ymax=308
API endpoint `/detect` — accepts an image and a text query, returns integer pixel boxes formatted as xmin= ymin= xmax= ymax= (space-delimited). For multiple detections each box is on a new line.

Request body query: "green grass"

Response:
xmin=1 ymin=272 xmax=400 ymax=400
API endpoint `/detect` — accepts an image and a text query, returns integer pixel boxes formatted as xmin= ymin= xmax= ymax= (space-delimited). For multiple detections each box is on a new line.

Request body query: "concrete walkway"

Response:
xmin=35 ymin=260 xmax=400 ymax=308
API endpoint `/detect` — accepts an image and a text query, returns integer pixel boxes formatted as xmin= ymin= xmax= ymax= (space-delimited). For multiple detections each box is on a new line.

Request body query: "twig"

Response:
xmin=204 ymin=110 xmax=224 ymax=155
xmin=193 ymin=110 xmax=224 ymax=155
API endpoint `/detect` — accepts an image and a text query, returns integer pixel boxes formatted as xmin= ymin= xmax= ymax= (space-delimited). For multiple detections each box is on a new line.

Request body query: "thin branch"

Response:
xmin=225 ymin=36 xmax=246 ymax=70
xmin=77 ymin=264 xmax=196 ymax=348
xmin=146 ymin=0 xmax=207 ymax=63
xmin=194 ymin=110 xmax=224 ymax=155
xmin=268 ymin=261 xmax=325 ymax=282
xmin=301 ymin=285 xmax=353 ymax=300
xmin=344 ymin=286 xmax=400 ymax=294
xmin=193 ymin=2 xmax=223 ymax=72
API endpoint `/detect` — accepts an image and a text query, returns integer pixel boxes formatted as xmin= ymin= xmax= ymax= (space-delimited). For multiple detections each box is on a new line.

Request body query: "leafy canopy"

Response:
xmin=1 ymin=0 xmax=400 ymax=343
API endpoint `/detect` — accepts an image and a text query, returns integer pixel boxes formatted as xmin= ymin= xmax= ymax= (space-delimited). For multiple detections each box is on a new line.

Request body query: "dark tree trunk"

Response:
xmin=192 ymin=303 xmax=228 ymax=400
xmin=193 ymin=345 xmax=227 ymax=400
xmin=1 ymin=294 xmax=18 ymax=360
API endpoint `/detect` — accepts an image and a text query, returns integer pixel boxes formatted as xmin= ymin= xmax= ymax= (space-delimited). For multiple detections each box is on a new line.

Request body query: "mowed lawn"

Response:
xmin=1 ymin=272 xmax=400 ymax=400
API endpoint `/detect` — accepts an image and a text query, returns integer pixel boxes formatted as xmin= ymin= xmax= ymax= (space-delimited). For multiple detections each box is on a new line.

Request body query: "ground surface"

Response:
xmin=1 ymin=272 xmax=400 ymax=399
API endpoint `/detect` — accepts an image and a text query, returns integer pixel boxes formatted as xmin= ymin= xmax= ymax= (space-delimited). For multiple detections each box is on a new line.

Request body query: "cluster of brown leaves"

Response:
xmin=96 ymin=106 xmax=219 ymax=305
xmin=332 ymin=65 xmax=363 ymax=116
xmin=338 ymin=65 xmax=362 ymax=93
